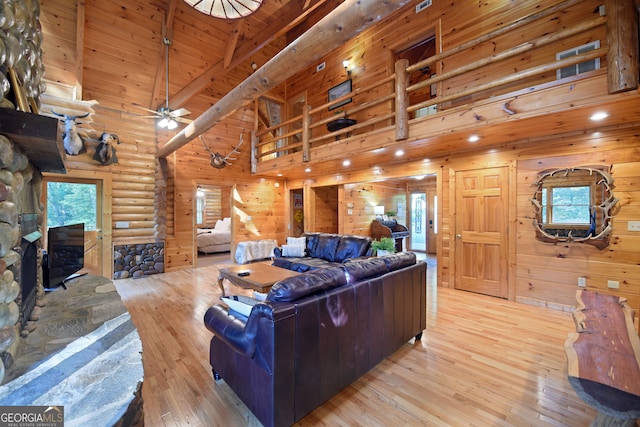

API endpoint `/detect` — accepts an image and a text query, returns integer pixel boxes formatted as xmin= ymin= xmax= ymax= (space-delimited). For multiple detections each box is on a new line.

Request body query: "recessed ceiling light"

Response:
xmin=277 ymin=173 xmax=283 ymax=177
xmin=372 ymin=148 xmax=386 ymax=154
xmin=423 ymin=158 xmax=430 ymax=163
xmin=590 ymin=111 xmax=608 ymax=121
xmin=305 ymin=168 xmax=311 ymax=173
xmin=395 ymin=150 xmax=404 ymax=157
xmin=343 ymin=160 xmax=351 ymax=166
xmin=468 ymin=135 xmax=480 ymax=142
xmin=413 ymin=175 xmax=426 ymax=180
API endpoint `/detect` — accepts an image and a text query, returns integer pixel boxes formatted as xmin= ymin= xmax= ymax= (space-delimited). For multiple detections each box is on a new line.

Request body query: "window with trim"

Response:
xmin=196 ymin=192 xmax=205 ymax=225
xmin=541 ymin=185 xmax=591 ymax=226
xmin=556 ymin=40 xmax=600 ymax=80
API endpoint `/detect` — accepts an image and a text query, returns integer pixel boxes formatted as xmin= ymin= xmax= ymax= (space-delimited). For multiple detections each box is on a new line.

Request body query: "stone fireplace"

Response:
xmin=0 ymin=0 xmax=58 ymax=383
xmin=0 ymin=136 xmax=47 ymax=384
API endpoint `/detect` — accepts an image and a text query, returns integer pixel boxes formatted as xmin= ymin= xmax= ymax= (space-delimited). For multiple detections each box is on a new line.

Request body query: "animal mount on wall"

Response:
xmin=93 ymin=132 xmax=120 ymax=165
xmin=52 ymin=111 xmax=90 ymax=155
xmin=200 ymin=134 xmax=244 ymax=169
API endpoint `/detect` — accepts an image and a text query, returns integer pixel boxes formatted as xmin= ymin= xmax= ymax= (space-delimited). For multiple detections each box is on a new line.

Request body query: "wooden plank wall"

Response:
xmin=515 ymin=134 xmax=640 ymax=313
xmin=312 ymin=186 xmax=338 ymax=233
xmin=342 ymin=181 xmax=408 ymax=237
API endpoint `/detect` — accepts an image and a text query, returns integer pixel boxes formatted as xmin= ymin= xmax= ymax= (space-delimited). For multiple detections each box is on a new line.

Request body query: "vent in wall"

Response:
xmin=416 ymin=0 xmax=432 ymax=13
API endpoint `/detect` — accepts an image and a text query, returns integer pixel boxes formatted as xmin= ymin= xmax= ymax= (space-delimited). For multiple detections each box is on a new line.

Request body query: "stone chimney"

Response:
xmin=0 ymin=0 xmax=51 ymax=383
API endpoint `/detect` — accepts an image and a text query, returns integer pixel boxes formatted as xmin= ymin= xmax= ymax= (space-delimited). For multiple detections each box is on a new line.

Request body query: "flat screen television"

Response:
xmin=44 ymin=223 xmax=85 ymax=290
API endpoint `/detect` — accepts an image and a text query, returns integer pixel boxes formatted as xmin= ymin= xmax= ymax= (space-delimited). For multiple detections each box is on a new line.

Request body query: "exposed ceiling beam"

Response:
xmin=150 ymin=0 xmax=178 ymax=110
xmin=157 ymin=0 xmax=412 ymax=158
xmin=75 ymin=0 xmax=86 ymax=99
xmin=168 ymin=0 xmax=332 ymax=108
xmin=224 ymin=20 xmax=244 ymax=69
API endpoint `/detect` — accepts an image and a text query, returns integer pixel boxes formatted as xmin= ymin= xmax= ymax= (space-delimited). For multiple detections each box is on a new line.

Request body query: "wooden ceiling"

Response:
xmin=41 ymin=0 xmax=341 ymax=130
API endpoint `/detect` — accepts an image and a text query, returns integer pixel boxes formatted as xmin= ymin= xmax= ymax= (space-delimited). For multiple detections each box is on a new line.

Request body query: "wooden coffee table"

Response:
xmin=217 ymin=263 xmax=300 ymax=297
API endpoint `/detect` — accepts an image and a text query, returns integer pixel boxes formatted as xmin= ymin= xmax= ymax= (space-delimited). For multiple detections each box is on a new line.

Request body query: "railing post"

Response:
xmin=251 ymin=130 xmax=258 ymax=174
xmin=395 ymin=58 xmax=409 ymax=141
xmin=605 ymin=0 xmax=639 ymax=93
xmin=302 ymin=105 xmax=311 ymax=162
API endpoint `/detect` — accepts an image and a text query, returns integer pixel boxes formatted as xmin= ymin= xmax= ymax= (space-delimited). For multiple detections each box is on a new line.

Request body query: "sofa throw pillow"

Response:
xmin=287 ymin=236 xmax=306 ymax=246
xmin=281 ymin=244 xmax=305 ymax=257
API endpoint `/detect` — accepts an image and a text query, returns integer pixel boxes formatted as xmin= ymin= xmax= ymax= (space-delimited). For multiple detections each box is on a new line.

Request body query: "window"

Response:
xmin=556 ymin=41 xmax=600 ymax=80
xmin=46 ymin=182 xmax=96 ymax=230
xmin=541 ymin=185 xmax=591 ymax=225
xmin=196 ymin=192 xmax=205 ymax=225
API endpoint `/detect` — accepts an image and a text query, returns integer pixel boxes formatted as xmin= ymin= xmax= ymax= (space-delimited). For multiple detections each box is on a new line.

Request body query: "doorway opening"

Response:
xmin=43 ymin=178 xmax=102 ymax=278
xmin=195 ymin=184 xmax=232 ymax=266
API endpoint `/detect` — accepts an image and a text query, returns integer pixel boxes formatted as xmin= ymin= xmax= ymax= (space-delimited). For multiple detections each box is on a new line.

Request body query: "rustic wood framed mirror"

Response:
xmin=531 ymin=166 xmax=617 ymax=249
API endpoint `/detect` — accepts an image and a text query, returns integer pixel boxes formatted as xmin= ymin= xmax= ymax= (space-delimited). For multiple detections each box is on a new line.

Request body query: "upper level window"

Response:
xmin=556 ymin=41 xmax=600 ymax=80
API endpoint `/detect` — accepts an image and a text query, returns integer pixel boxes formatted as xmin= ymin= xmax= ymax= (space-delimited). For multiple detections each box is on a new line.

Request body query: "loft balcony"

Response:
xmin=251 ymin=2 xmax=639 ymax=179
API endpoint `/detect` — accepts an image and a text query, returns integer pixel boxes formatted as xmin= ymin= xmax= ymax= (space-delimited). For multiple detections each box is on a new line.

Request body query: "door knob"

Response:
xmin=456 ymin=234 xmax=462 ymax=239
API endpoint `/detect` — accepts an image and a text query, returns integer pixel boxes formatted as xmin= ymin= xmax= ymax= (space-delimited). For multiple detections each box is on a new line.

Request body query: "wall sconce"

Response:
xmin=374 ymin=205 xmax=384 ymax=219
xmin=343 ymin=60 xmax=351 ymax=77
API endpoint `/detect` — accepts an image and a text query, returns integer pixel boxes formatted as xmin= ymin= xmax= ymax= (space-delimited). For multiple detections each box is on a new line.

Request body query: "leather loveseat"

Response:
xmin=272 ymin=232 xmax=372 ymax=272
xmin=204 ymin=252 xmax=426 ymax=427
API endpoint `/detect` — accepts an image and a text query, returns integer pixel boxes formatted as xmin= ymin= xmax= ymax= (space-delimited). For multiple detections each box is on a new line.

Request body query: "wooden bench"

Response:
xmin=565 ymin=290 xmax=640 ymax=426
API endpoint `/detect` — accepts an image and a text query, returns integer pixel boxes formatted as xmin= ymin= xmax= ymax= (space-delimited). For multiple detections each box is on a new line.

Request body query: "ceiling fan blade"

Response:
xmin=139 ymin=115 xmax=162 ymax=119
xmin=175 ymin=116 xmax=193 ymax=124
xmin=171 ymin=107 xmax=191 ymax=117
xmin=133 ymin=104 xmax=162 ymax=115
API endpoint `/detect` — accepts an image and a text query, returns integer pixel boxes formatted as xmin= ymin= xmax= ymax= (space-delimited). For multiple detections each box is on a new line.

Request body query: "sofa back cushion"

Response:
xmin=334 ymin=235 xmax=371 ymax=262
xmin=267 ymin=266 xmax=346 ymax=302
xmin=311 ymin=234 xmax=341 ymax=262
xmin=342 ymin=257 xmax=388 ymax=282
xmin=382 ymin=252 xmax=417 ymax=271
xmin=304 ymin=233 xmax=321 ymax=257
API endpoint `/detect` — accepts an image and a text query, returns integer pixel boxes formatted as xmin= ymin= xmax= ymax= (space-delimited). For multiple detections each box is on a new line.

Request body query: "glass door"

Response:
xmin=410 ymin=193 xmax=426 ymax=251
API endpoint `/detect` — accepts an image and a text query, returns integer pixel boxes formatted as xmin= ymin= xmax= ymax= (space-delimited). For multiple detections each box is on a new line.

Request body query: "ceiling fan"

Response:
xmin=138 ymin=36 xmax=191 ymax=129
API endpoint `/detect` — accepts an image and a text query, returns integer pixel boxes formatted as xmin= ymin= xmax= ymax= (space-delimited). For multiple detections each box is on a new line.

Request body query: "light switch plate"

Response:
xmin=578 ymin=277 xmax=586 ymax=287
xmin=628 ymin=221 xmax=640 ymax=231
xmin=607 ymin=280 xmax=620 ymax=289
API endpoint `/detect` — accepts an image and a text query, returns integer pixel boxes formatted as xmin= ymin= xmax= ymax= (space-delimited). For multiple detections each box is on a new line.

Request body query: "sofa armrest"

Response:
xmin=204 ymin=301 xmax=295 ymax=357
xmin=204 ymin=304 xmax=257 ymax=357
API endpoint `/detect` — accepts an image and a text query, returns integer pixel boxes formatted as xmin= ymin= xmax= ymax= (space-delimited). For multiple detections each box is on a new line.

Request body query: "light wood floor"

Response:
xmin=113 ymin=260 xmax=602 ymax=427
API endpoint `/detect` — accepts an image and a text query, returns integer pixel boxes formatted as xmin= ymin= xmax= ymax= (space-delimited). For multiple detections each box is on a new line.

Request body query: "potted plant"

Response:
xmin=371 ymin=237 xmax=396 ymax=257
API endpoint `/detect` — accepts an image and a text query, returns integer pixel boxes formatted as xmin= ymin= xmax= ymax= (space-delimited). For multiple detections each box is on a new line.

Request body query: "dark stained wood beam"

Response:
xmin=168 ymin=0 xmax=332 ymax=108
xmin=606 ymin=0 xmax=639 ymax=93
xmin=157 ymin=0 xmax=412 ymax=158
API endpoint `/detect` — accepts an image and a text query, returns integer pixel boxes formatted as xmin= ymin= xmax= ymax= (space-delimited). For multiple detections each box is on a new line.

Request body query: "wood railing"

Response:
xmin=251 ymin=0 xmax=612 ymax=171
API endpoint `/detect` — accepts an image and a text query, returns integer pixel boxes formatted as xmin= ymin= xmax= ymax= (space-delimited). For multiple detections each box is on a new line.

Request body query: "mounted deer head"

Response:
xmin=200 ymin=134 xmax=244 ymax=169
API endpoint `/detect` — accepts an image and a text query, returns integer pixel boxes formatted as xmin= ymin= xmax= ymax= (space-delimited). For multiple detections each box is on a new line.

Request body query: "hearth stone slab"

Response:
xmin=0 ymin=312 xmax=143 ymax=426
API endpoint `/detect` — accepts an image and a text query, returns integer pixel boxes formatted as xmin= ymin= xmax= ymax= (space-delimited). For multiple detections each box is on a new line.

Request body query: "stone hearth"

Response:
xmin=0 ymin=275 xmax=144 ymax=426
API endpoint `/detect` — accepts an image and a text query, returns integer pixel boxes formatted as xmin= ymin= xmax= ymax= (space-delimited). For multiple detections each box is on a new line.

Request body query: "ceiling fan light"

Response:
xmin=184 ymin=0 xmax=263 ymax=19
xmin=158 ymin=117 xmax=169 ymax=128
xmin=167 ymin=119 xmax=178 ymax=130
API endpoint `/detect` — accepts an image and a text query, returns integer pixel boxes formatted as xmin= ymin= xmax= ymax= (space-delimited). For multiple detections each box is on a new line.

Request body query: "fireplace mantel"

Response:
xmin=0 ymin=109 xmax=66 ymax=173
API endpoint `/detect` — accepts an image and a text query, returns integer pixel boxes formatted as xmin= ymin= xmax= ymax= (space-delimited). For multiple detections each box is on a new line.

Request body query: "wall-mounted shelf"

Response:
xmin=0 ymin=108 xmax=65 ymax=173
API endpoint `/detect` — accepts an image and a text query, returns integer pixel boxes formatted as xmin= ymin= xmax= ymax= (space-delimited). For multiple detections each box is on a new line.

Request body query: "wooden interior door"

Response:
xmin=454 ymin=167 xmax=508 ymax=298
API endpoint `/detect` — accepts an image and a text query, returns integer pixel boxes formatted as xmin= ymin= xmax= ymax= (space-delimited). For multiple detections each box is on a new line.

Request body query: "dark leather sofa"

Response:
xmin=204 ymin=252 xmax=426 ymax=427
xmin=272 ymin=232 xmax=373 ymax=272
